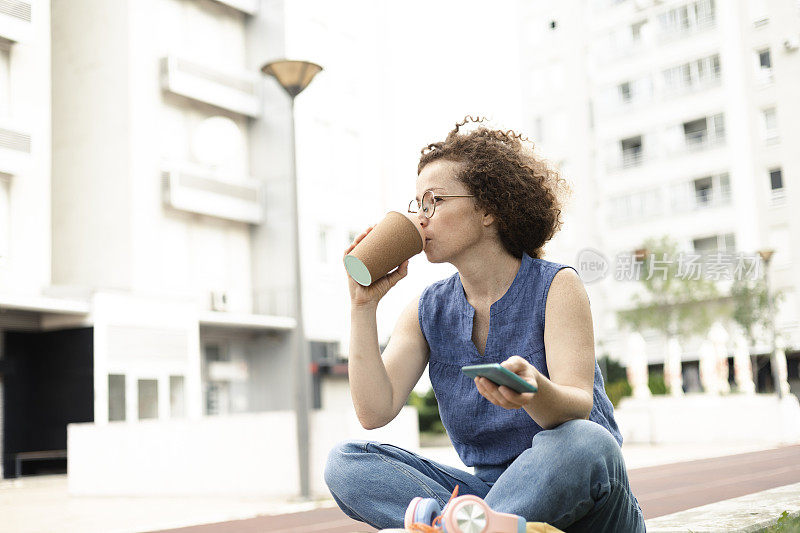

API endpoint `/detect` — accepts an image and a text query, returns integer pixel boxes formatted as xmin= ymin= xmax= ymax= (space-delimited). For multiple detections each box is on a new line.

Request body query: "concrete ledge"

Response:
xmin=615 ymin=394 xmax=800 ymax=444
xmin=645 ymin=482 xmax=800 ymax=532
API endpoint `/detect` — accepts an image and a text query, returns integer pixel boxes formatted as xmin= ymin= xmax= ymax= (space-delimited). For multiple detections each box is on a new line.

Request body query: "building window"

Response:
xmin=671 ymin=172 xmax=730 ymax=212
xmin=756 ymin=48 xmax=773 ymax=84
xmin=663 ymin=54 xmax=721 ymax=94
xmin=631 ymin=20 xmax=646 ymax=43
xmin=108 ymin=374 xmax=126 ymax=422
xmin=683 ymin=113 xmax=724 ymax=149
xmin=694 ymin=177 xmax=713 ymax=205
xmin=761 ymin=107 xmax=778 ymax=142
xmin=693 ymin=233 xmax=735 ymax=255
xmin=203 ymin=342 xmax=230 ymax=416
xmin=170 ymin=375 xmax=186 ymax=418
xmin=769 ymin=168 xmax=783 ymax=191
xmin=769 ymin=167 xmax=785 ymax=204
xmin=138 ymin=379 xmax=159 ymax=420
xmin=310 ymin=341 xmax=340 ymax=363
xmin=618 ymin=82 xmax=632 ymax=103
xmin=658 ymin=0 xmax=716 ymax=37
xmin=620 ymin=136 xmax=643 ymax=167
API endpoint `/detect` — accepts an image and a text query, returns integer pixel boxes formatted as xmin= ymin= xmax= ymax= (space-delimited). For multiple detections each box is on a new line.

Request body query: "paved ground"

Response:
xmin=2 ymin=442 xmax=797 ymax=533
xmin=146 ymin=445 xmax=800 ymax=533
xmin=630 ymin=444 xmax=800 ymax=519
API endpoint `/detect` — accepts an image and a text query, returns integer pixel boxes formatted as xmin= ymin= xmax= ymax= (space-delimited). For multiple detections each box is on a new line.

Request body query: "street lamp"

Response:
xmin=260 ymin=59 xmax=323 ymax=499
xmin=757 ymin=248 xmax=782 ymax=399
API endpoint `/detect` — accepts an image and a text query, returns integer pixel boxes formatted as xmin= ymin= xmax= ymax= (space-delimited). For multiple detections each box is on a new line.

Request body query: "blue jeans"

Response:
xmin=324 ymin=419 xmax=645 ymax=532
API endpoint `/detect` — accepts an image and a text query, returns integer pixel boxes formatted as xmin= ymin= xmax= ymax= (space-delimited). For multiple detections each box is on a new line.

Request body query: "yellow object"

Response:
xmin=526 ymin=522 xmax=565 ymax=533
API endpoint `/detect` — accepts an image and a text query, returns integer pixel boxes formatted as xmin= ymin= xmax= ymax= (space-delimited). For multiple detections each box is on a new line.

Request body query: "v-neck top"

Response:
xmin=418 ymin=252 xmax=622 ymax=467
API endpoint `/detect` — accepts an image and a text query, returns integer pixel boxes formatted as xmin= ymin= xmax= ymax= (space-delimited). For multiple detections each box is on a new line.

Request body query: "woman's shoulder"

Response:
xmin=527 ymin=254 xmax=579 ymax=280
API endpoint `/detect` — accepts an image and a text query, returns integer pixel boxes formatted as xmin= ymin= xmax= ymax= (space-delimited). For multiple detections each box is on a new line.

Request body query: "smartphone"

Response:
xmin=462 ymin=363 xmax=538 ymax=394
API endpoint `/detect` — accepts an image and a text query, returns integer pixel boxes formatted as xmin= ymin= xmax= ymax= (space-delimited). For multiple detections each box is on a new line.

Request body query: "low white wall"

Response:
xmin=68 ymin=406 xmax=419 ymax=497
xmin=615 ymin=393 xmax=800 ymax=444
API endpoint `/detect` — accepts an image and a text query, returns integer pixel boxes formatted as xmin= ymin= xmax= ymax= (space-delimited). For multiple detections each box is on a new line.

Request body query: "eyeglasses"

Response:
xmin=408 ymin=190 xmax=475 ymax=219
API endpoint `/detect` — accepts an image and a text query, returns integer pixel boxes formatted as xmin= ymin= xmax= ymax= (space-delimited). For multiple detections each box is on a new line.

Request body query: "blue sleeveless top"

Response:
xmin=418 ymin=252 xmax=622 ymax=467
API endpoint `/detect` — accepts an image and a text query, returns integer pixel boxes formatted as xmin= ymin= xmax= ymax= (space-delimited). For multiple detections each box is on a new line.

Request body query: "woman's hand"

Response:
xmin=474 ymin=356 xmax=538 ymax=410
xmin=344 ymin=226 xmax=409 ymax=309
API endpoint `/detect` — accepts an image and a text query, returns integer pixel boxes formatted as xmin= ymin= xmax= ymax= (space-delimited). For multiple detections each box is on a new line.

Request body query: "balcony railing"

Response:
xmin=658 ymin=14 xmax=716 ymax=42
xmin=683 ymin=131 xmax=725 ymax=152
xmin=0 ymin=119 xmax=32 ymax=175
xmin=0 ymin=0 xmax=32 ymax=43
xmin=621 ymin=150 xmax=644 ymax=168
xmin=756 ymin=68 xmax=774 ymax=86
xmin=662 ymin=72 xmax=722 ymax=98
xmin=692 ymin=187 xmax=732 ymax=210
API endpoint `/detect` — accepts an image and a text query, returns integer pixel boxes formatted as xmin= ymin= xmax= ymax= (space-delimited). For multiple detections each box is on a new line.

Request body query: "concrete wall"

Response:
xmin=67 ymin=406 xmax=419 ymax=497
xmin=615 ymin=393 xmax=800 ymax=444
xmin=0 ymin=0 xmax=51 ymax=294
xmin=51 ymin=0 xmax=133 ymax=290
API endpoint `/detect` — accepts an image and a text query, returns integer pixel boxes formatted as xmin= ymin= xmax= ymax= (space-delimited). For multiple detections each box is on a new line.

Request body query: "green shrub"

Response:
xmin=648 ymin=373 xmax=668 ymax=395
xmin=605 ymin=379 xmax=632 ymax=407
xmin=407 ymin=388 xmax=445 ymax=433
xmin=761 ymin=511 xmax=800 ymax=532
xmin=598 ymin=356 xmax=627 ymax=384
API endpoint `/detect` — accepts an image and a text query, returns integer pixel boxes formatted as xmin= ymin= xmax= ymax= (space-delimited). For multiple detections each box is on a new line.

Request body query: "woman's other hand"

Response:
xmin=344 ymin=226 xmax=409 ymax=309
xmin=474 ymin=356 xmax=538 ymax=410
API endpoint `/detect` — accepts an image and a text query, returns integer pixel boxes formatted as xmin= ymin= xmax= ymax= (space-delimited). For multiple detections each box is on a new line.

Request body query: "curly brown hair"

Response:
xmin=418 ymin=116 xmax=571 ymax=259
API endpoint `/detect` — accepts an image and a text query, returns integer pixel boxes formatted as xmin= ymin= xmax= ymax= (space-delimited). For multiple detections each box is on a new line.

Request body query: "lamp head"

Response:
xmin=758 ymin=248 xmax=775 ymax=265
xmin=260 ymin=59 xmax=323 ymax=98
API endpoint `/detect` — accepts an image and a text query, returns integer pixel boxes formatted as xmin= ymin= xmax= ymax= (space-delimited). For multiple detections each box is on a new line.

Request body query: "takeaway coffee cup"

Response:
xmin=344 ymin=211 xmax=424 ymax=286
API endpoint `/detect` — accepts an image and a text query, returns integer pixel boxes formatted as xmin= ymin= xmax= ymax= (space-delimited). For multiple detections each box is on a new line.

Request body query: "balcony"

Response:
xmin=162 ymin=165 xmax=264 ymax=224
xmin=209 ymin=0 xmax=259 ymax=15
xmin=662 ymin=72 xmax=721 ymax=98
xmin=622 ymin=149 xmax=645 ymax=168
xmin=0 ymin=0 xmax=31 ymax=44
xmin=755 ymin=68 xmax=774 ymax=86
xmin=160 ymin=56 xmax=261 ymax=118
xmin=657 ymin=13 xmax=716 ymax=42
xmin=0 ymin=119 xmax=32 ymax=175
xmin=683 ymin=130 xmax=725 ymax=152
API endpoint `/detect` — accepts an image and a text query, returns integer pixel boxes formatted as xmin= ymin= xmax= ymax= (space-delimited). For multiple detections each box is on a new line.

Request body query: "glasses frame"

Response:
xmin=408 ymin=190 xmax=475 ymax=219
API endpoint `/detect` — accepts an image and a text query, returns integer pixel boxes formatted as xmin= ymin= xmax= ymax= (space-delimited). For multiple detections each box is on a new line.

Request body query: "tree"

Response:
xmin=730 ymin=275 xmax=784 ymax=348
xmin=617 ymin=236 xmax=727 ymax=340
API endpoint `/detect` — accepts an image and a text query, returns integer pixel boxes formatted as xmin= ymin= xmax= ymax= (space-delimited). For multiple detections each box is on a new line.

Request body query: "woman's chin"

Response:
xmin=423 ymin=249 xmax=446 ymax=264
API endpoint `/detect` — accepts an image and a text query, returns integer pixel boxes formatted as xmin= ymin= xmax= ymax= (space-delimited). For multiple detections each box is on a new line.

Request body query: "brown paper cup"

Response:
xmin=344 ymin=211 xmax=424 ymax=286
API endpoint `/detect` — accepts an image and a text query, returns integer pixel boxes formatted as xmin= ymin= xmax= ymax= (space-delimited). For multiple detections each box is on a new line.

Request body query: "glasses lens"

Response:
xmin=422 ymin=191 xmax=435 ymax=218
xmin=408 ymin=199 xmax=418 ymax=213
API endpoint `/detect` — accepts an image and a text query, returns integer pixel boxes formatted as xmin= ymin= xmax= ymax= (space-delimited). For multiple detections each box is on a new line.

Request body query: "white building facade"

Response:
xmin=0 ymin=0 xmax=393 ymax=482
xmin=519 ymin=0 xmax=800 ymax=396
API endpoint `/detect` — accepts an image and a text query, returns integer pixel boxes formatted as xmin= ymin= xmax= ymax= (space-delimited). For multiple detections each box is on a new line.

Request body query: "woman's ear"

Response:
xmin=482 ymin=212 xmax=495 ymax=227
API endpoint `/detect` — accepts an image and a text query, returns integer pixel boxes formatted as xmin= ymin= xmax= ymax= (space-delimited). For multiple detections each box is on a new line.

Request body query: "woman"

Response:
xmin=325 ymin=117 xmax=645 ymax=532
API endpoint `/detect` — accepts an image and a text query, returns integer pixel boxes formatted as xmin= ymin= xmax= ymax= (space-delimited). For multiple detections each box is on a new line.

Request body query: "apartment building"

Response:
xmin=0 ymin=0 xmax=386 ymax=479
xmin=519 ymin=0 xmax=800 ymax=395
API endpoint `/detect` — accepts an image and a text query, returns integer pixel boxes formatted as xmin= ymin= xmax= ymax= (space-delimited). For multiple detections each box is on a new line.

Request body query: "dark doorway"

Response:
xmin=2 ymin=328 xmax=93 ymax=478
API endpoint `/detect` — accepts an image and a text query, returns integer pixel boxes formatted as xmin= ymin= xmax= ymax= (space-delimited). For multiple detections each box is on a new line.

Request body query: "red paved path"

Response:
xmin=148 ymin=445 xmax=800 ymax=533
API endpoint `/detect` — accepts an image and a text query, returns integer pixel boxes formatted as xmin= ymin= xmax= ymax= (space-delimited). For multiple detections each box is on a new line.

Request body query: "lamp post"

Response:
xmin=757 ymin=248 xmax=782 ymax=399
xmin=260 ymin=59 xmax=323 ymax=499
